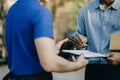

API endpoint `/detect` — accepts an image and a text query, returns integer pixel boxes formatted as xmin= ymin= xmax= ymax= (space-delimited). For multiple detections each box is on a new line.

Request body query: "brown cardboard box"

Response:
xmin=110 ymin=33 xmax=120 ymax=50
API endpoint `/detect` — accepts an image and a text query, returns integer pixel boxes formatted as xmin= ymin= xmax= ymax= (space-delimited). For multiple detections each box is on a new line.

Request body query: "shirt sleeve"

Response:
xmin=75 ymin=8 xmax=86 ymax=36
xmin=32 ymin=7 xmax=54 ymax=39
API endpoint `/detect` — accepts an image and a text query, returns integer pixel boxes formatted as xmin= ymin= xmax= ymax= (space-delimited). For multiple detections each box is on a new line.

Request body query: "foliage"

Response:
xmin=49 ymin=0 xmax=90 ymax=41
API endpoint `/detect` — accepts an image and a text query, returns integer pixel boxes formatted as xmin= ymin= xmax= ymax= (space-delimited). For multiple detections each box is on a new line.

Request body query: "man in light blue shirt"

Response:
xmin=74 ymin=0 xmax=120 ymax=80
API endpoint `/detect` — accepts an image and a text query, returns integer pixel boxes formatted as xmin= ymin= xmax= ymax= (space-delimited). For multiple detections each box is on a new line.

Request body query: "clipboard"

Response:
xmin=62 ymin=50 xmax=109 ymax=58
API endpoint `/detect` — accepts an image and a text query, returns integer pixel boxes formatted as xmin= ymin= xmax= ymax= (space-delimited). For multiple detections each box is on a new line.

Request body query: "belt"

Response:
xmin=3 ymin=71 xmax=52 ymax=80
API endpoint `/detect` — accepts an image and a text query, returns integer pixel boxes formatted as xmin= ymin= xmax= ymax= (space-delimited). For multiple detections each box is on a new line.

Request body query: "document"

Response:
xmin=62 ymin=50 xmax=109 ymax=58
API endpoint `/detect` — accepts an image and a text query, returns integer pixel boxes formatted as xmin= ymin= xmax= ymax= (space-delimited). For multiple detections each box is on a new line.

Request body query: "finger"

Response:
xmin=78 ymin=54 xmax=89 ymax=66
xmin=110 ymin=52 xmax=114 ymax=56
xmin=107 ymin=57 xmax=117 ymax=65
xmin=81 ymin=37 xmax=87 ymax=43
xmin=56 ymin=38 xmax=68 ymax=47
xmin=105 ymin=53 xmax=111 ymax=57
xmin=78 ymin=53 xmax=85 ymax=60
xmin=107 ymin=58 xmax=114 ymax=64
xmin=61 ymin=38 xmax=68 ymax=43
xmin=107 ymin=56 xmax=113 ymax=60
xmin=107 ymin=57 xmax=111 ymax=60
xmin=79 ymin=35 xmax=87 ymax=43
xmin=77 ymin=36 xmax=87 ymax=46
xmin=76 ymin=36 xmax=82 ymax=43
xmin=76 ymin=38 xmax=83 ymax=46
xmin=82 ymin=43 xmax=87 ymax=47
xmin=76 ymin=37 xmax=85 ymax=45
xmin=112 ymin=61 xmax=119 ymax=65
xmin=72 ymin=56 xmax=77 ymax=62
xmin=78 ymin=43 xmax=87 ymax=48
xmin=76 ymin=37 xmax=87 ymax=48
xmin=77 ymin=35 xmax=84 ymax=42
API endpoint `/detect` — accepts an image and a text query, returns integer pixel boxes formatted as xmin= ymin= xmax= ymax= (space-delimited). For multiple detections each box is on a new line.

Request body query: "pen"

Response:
xmin=65 ymin=33 xmax=82 ymax=50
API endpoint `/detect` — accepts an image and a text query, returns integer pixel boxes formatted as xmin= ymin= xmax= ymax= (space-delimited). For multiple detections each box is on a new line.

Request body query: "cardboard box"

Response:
xmin=110 ymin=33 xmax=120 ymax=50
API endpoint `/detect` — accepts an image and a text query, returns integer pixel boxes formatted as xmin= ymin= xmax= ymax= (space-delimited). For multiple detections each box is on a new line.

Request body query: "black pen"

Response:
xmin=65 ymin=33 xmax=79 ymax=48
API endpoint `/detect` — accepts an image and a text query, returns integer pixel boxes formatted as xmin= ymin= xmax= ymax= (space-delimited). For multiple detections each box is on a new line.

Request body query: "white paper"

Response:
xmin=62 ymin=50 xmax=108 ymax=58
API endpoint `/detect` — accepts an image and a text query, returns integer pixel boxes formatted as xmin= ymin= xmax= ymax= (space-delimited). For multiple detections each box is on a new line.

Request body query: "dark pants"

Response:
xmin=3 ymin=71 xmax=53 ymax=80
xmin=85 ymin=64 xmax=120 ymax=80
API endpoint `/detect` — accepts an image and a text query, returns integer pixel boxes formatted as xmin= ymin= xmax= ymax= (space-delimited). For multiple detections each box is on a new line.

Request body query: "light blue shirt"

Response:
xmin=75 ymin=0 xmax=120 ymax=64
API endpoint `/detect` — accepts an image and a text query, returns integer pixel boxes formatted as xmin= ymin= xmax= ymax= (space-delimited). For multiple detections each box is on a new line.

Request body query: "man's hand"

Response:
xmin=76 ymin=35 xmax=87 ymax=48
xmin=107 ymin=52 xmax=120 ymax=65
xmin=56 ymin=38 xmax=68 ymax=54
xmin=71 ymin=54 xmax=88 ymax=71
xmin=75 ymin=54 xmax=88 ymax=69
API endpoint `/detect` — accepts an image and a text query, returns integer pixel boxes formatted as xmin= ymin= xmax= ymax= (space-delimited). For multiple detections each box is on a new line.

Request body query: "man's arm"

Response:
xmin=3 ymin=0 xmax=16 ymax=13
xmin=74 ymin=8 xmax=88 ymax=48
xmin=35 ymin=37 xmax=88 ymax=72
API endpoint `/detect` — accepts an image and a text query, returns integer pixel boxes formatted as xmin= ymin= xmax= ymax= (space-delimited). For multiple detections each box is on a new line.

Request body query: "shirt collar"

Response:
xmin=94 ymin=0 xmax=119 ymax=10
xmin=111 ymin=0 xmax=119 ymax=10
xmin=93 ymin=0 xmax=100 ymax=10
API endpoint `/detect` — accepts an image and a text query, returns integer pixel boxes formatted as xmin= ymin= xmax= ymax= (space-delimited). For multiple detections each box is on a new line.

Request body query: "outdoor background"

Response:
xmin=47 ymin=0 xmax=90 ymax=42
xmin=0 ymin=0 xmax=90 ymax=80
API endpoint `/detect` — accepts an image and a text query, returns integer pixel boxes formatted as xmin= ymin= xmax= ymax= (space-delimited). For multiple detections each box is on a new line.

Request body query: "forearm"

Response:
xmin=46 ymin=55 xmax=84 ymax=72
xmin=37 ymin=44 xmax=85 ymax=72
xmin=35 ymin=37 xmax=87 ymax=72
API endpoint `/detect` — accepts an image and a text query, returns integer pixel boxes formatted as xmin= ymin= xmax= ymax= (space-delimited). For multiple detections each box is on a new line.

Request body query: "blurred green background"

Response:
xmin=47 ymin=0 xmax=90 ymax=42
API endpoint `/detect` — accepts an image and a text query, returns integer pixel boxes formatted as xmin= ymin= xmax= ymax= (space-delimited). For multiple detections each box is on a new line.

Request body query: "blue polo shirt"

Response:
xmin=6 ymin=0 xmax=54 ymax=75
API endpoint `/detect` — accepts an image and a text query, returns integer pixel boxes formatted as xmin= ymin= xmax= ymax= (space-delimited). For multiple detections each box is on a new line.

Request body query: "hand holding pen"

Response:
xmin=75 ymin=34 xmax=87 ymax=48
